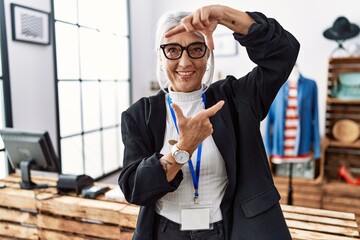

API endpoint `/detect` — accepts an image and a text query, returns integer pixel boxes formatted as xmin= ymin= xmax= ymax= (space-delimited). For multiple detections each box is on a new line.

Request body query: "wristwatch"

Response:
xmin=171 ymin=144 xmax=190 ymax=164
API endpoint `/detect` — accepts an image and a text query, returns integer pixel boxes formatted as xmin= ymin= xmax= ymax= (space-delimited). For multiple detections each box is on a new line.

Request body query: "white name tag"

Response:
xmin=180 ymin=208 xmax=210 ymax=230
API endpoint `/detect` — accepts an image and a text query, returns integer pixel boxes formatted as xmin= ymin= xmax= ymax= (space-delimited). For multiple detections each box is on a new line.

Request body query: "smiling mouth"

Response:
xmin=177 ymin=71 xmax=194 ymax=77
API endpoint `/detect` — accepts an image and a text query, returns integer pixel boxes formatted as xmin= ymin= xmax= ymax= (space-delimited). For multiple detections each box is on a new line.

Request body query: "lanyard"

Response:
xmin=167 ymin=93 xmax=206 ymax=204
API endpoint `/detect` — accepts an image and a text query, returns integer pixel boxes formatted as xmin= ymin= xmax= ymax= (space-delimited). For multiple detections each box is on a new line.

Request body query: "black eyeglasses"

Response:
xmin=160 ymin=42 xmax=207 ymax=60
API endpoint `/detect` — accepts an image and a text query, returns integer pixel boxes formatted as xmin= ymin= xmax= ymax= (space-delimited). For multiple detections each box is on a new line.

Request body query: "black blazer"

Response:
xmin=119 ymin=12 xmax=300 ymax=240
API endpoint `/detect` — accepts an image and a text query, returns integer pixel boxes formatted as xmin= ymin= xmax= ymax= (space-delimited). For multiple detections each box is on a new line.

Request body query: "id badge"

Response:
xmin=180 ymin=202 xmax=212 ymax=231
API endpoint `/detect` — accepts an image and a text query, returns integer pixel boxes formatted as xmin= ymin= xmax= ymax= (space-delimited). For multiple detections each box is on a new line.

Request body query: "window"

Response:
xmin=0 ymin=1 xmax=13 ymax=179
xmin=53 ymin=0 xmax=131 ymax=179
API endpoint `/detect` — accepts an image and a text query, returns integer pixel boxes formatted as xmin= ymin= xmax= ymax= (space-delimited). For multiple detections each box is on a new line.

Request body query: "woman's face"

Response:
xmin=160 ymin=31 xmax=208 ymax=92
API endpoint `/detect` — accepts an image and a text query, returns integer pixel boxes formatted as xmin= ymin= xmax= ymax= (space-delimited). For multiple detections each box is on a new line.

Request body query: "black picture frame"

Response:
xmin=10 ymin=3 xmax=50 ymax=45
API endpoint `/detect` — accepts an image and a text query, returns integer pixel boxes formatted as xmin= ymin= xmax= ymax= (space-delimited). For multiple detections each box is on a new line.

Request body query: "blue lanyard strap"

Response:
xmin=167 ymin=93 xmax=206 ymax=203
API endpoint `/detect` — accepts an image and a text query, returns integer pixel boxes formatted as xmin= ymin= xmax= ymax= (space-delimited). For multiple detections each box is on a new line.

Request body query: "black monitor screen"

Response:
xmin=0 ymin=128 xmax=60 ymax=189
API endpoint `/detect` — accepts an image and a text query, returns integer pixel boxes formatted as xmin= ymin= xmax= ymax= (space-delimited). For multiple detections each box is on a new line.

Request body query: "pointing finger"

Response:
xmin=203 ymin=100 xmax=224 ymax=117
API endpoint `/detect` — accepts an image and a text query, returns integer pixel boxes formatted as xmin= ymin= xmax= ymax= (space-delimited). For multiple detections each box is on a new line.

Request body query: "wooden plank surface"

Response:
xmin=0 ymin=222 xmax=38 ymax=240
xmin=1 ymin=174 xmax=359 ymax=240
xmin=118 ymin=204 xmax=139 ymax=228
xmin=286 ymin=219 xmax=359 ymax=237
xmin=282 ymin=204 xmax=360 ymax=239
xmin=290 ymin=228 xmax=360 ymax=240
xmin=282 ymin=204 xmax=356 ymax=220
xmin=0 ymin=187 xmax=36 ymax=210
xmin=37 ymin=214 xmax=121 ymax=239
xmin=0 ymin=207 xmax=37 ymax=225
xmin=37 ymin=195 xmax=129 ymax=225
xmin=283 ymin=212 xmax=358 ymax=228
xmin=38 ymin=229 xmax=99 ymax=240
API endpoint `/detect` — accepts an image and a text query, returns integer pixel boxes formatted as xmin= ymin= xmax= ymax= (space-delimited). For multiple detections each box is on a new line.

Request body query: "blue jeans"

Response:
xmin=154 ymin=213 xmax=225 ymax=240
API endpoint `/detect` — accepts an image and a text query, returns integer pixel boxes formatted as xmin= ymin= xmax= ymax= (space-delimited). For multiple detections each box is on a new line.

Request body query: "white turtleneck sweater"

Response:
xmin=155 ymin=88 xmax=228 ymax=224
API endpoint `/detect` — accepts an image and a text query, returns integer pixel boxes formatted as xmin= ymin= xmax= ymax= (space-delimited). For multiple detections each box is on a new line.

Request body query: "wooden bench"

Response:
xmin=0 ymin=174 xmax=359 ymax=239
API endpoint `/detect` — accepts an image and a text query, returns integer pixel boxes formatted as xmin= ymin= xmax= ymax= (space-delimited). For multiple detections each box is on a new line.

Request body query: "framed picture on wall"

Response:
xmin=213 ymin=33 xmax=238 ymax=57
xmin=10 ymin=4 xmax=50 ymax=45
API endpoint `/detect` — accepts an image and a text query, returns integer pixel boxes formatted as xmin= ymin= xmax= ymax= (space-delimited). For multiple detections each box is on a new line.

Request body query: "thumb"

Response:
xmin=204 ymin=100 xmax=225 ymax=117
xmin=171 ymin=103 xmax=186 ymax=122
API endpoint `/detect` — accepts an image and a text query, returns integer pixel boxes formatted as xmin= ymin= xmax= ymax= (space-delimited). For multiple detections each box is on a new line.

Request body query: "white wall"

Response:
xmin=128 ymin=0 xmax=156 ymax=100
xmin=133 ymin=0 xmax=360 ymax=137
xmin=4 ymin=0 xmax=57 ymax=151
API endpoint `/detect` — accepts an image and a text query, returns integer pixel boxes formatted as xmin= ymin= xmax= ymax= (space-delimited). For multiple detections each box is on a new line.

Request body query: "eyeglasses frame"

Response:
xmin=159 ymin=41 xmax=208 ymax=60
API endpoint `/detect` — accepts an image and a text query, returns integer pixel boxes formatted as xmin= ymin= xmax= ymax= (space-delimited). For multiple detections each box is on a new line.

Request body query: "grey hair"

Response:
xmin=155 ymin=11 xmax=215 ymax=93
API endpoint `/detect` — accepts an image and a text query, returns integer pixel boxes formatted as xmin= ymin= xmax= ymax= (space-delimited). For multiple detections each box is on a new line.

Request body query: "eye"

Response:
xmin=189 ymin=43 xmax=206 ymax=53
xmin=165 ymin=45 xmax=180 ymax=53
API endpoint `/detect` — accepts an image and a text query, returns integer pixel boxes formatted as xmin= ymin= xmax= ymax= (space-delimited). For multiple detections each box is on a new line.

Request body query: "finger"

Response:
xmin=199 ymin=7 xmax=211 ymax=26
xmin=191 ymin=9 xmax=206 ymax=30
xmin=203 ymin=31 xmax=215 ymax=50
xmin=171 ymin=103 xmax=186 ymax=122
xmin=203 ymin=100 xmax=224 ymax=117
xmin=165 ymin=25 xmax=186 ymax=38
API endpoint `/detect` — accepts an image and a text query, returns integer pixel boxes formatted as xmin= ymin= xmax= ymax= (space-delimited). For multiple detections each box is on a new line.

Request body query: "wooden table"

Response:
xmin=0 ymin=174 xmax=359 ymax=240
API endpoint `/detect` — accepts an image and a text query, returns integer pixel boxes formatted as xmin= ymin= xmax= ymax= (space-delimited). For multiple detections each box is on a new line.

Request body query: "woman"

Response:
xmin=119 ymin=4 xmax=299 ymax=240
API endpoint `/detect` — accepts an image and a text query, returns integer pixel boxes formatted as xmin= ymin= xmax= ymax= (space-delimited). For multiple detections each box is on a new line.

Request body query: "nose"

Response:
xmin=178 ymin=50 xmax=192 ymax=67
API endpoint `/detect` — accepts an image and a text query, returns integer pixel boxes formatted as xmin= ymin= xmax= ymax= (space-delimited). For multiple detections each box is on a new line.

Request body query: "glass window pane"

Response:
xmin=58 ymin=81 xmax=82 ymax=136
xmin=103 ymin=128 xmax=119 ymax=174
xmin=118 ymin=81 xmax=130 ymax=114
xmin=97 ymin=0 xmax=128 ymax=35
xmin=99 ymin=34 xmax=122 ymax=80
xmin=98 ymin=35 xmax=129 ymax=80
xmin=78 ymin=0 xmax=100 ymax=28
xmin=118 ymin=37 xmax=129 ymax=80
xmin=55 ymin=22 xmax=80 ymax=80
xmin=119 ymin=0 xmax=129 ymax=35
xmin=82 ymin=81 xmax=101 ymax=131
xmin=54 ymin=0 xmax=78 ymax=23
xmin=101 ymin=81 xmax=117 ymax=127
xmin=61 ymin=136 xmax=83 ymax=175
xmin=79 ymin=28 xmax=101 ymax=79
xmin=84 ymin=131 xmax=102 ymax=178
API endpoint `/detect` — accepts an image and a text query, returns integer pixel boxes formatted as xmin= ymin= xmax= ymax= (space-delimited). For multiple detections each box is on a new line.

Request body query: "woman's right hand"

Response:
xmin=171 ymin=100 xmax=225 ymax=155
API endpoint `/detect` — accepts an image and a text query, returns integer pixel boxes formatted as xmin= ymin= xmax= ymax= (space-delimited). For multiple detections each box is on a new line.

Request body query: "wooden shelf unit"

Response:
xmin=274 ymin=57 xmax=360 ymax=230
xmin=325 ymin=56 xmax=360 ymax=182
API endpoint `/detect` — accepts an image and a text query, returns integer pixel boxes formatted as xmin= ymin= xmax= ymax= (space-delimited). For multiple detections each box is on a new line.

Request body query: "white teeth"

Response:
xmin=177 ymin=71 xmax=192 ymax=76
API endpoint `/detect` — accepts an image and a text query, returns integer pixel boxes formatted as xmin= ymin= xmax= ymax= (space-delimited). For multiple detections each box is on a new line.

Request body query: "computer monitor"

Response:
xmin=0 ymin=128 xmax=60 ymax=189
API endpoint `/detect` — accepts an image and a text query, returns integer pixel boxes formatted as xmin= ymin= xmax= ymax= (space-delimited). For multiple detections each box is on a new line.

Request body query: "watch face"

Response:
xmin=175 ymin=151 xmax=189 ymax=164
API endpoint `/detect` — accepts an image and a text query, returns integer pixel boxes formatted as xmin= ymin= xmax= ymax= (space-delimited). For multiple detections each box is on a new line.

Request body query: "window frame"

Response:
xmin=51 ymin=0 xmax=131 ymax=179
